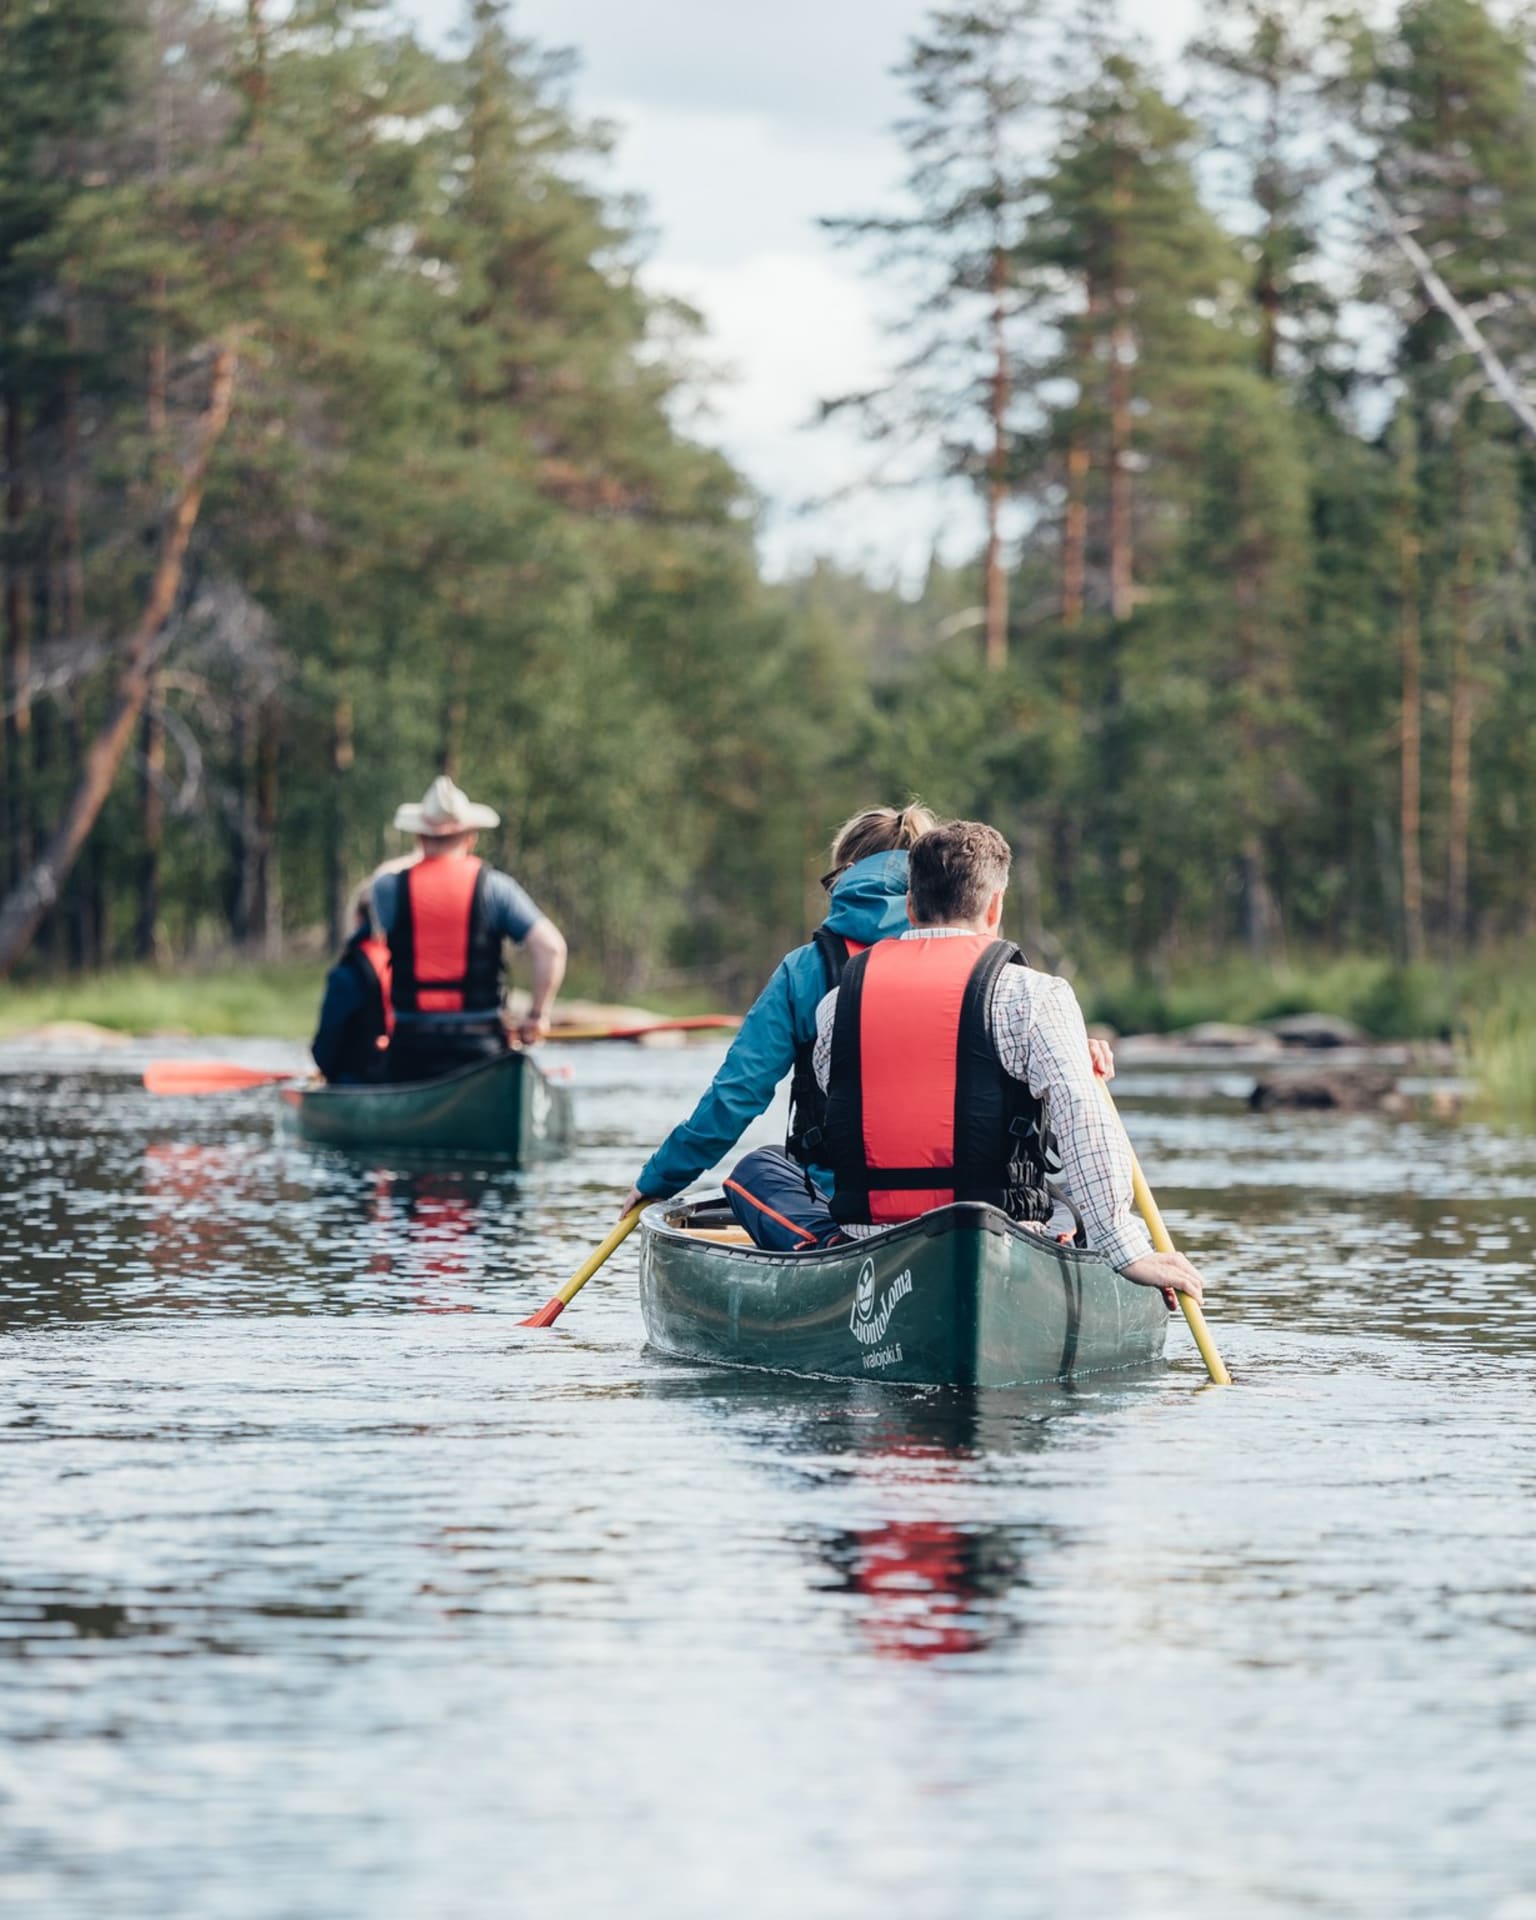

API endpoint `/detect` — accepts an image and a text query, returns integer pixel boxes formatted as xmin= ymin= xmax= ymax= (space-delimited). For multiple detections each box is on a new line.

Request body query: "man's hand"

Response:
xmin=1121 ymin=1249 xmax=1205 ymax=1307
xmin=1088 ymin=1036 xmax=1116 ymax=1080
xmin=518 ymin=1011 xmax=551 ymax=1047
xmin=618 ymin=1185 xmax=648 ymax=1221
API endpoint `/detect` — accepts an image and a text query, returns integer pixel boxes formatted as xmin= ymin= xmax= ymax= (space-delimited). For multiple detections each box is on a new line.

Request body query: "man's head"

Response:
xmin=392 ymin=776 xmax=498 ymax=859
xmin=906 ymin=820 xmax=1012 ymax=932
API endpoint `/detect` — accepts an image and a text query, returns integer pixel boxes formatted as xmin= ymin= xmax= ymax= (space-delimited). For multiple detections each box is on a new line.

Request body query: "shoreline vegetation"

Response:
xmin=1 ymin=952 xmax=1529 ymax=1117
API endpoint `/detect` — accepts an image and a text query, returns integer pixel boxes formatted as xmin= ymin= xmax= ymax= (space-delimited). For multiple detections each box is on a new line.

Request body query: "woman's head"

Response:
xmin=823 ymin=802 xmax=937 ymax=890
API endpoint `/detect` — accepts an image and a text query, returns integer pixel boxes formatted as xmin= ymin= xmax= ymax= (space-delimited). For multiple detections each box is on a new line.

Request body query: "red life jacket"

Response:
xmin=822 ymin=934 xmax=1053 ymax=1227
xmin=387 ymin=856 xmax=502 ymax=1023
xmin=786 ymin=927 xmax=868 ymax=1167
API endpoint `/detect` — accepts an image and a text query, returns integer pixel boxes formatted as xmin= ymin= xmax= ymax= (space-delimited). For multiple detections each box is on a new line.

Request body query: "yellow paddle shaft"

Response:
xmin=1098 ymin=1082 xmax=1231 ymax=1386
xmin=553 ymin=1207 xmax=643 ymax=1309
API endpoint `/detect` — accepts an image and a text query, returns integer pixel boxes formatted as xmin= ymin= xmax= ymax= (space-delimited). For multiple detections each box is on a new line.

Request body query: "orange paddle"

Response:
xmin=143 ymin=1061 xmax=298 ymax=1096
xmin=521 ymin=1210 xmax=643 ymax=1327
xmin=545 ymin=1016 xmax=742 ymax=1042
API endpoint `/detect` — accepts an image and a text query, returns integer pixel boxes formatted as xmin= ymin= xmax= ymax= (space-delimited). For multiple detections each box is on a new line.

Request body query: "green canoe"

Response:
xmin=639 ymin=1198 xmax=1168 ymax=1388
xmin=278 ymin=1050 xmax=574 ymax=1162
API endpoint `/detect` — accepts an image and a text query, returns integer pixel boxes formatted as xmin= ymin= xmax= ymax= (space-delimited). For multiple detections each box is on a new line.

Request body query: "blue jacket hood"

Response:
xmin=821 ymin=849 xmax=911 ymax=945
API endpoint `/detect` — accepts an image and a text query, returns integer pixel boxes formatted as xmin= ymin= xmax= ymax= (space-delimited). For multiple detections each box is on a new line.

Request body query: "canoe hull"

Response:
xmin=279 ymin=1051 xmax=573 ymax=1163
xmin=639 ymin=1201 xmax=1168 ymax=1389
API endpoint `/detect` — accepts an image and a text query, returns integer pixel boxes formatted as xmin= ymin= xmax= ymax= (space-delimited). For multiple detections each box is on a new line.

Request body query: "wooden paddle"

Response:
xmin=144 ymin=1061 xmax=299 ymax=1096
xmin=1098 ymin=1081 xmax=1231 ymax=1385
xmin=520 ymin=1208 xmax=643 ymax=1327
xmin=544 ymin=1016 xmax=742 ymax=1043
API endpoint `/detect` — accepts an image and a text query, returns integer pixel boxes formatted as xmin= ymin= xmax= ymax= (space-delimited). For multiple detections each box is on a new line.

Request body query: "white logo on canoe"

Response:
xmin=850 ymin=1257 xmax=914 ymax=1347
xmin=530 ymin=1076 xmax=552 ymax=1137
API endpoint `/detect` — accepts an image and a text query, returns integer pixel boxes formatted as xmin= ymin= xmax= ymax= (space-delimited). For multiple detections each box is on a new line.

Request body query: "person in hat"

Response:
xmin=312 ymin=777 xmax=567 ymax=1085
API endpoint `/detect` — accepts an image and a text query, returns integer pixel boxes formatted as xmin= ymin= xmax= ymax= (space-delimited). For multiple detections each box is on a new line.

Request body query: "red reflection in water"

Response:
xmin=369 ymin=1171 xmax=481 ymax=1313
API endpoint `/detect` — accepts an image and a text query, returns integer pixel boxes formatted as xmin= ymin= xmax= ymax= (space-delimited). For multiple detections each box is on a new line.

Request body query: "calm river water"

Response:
xmin=2 ymin=1039 xmax=1534 ymax=1919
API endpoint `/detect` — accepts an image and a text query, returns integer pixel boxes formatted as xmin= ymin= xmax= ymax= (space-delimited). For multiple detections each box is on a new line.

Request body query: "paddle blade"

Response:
xmin=546 ymin=1015 xmax=742 ymax=1043
xmin=143 ymin=1061 xmax=292 ymax=1096
xmin=518 ymin=1296 xmax=568 ymax=1328
xmin=521 ymin=1209 xmax=644 ymax=1328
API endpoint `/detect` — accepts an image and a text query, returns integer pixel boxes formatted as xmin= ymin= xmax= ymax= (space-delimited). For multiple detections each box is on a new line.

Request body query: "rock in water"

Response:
xmin=0 ymin=1020 xmax=130 ymax=1051
xmin=1249 ymin=1067 xmax=1401 ymax=1112
xmin=1262 ymin=1013 xmax=1369 ymax=1050
xmin=1170 ymin=1022 xmax=1284 ymax=1053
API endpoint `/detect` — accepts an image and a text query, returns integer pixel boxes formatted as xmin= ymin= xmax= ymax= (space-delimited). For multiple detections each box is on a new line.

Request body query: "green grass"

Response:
xmin=0 ymin=962 xmax=324 ymax=1041
xmin=1077 ymin=951 xmax=1465 ymax=1042
xmin=1464 ymin=976 xmax=1536 ymax=1120
xmin=0 ymin=958 xmax=738 ymax=1042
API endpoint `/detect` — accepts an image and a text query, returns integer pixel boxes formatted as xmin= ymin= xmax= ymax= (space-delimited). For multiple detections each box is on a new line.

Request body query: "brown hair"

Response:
xmin=907 ymin=820 xmax=1012 ymax=925
xmin=826 ymin=802 xmax=937 ymax=879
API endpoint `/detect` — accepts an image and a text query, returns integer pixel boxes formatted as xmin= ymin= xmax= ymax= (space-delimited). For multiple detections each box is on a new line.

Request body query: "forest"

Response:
xmin=1 ymin=0 xmax=1534 ymax=1034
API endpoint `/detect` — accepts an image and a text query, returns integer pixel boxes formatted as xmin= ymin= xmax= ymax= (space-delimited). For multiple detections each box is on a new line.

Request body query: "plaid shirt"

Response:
xmin=814 ymin=927 xmax=1153 ymax=1271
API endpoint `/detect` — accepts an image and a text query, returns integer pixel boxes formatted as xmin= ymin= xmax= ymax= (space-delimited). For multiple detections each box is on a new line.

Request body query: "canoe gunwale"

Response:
xmin=290 ymin=1051 xmax=523 ymax=1110
xmin=650 ymin=1196 xmax=1099 ymax=1270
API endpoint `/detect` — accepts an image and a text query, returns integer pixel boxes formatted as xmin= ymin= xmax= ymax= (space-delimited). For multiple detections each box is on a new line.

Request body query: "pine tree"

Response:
xmin=821 ymin=2 xmax=1050 ymax=669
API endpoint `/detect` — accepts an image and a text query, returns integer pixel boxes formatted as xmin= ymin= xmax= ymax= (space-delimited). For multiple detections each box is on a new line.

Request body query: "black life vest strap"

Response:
xmin=785 ymin=927 xmax=851 ymax=1165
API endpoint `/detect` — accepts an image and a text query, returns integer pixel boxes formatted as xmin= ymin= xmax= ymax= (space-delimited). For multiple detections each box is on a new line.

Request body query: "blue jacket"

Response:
xmin=637 ymin=850 xmax=913 ymax=1199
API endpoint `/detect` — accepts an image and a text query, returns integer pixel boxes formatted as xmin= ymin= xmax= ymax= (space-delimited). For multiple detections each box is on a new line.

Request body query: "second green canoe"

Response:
xmin=639 ymin=1198 xmax=1169 ymax=1388
xmin=279 ymin=1050 xmax=574 ymax=1162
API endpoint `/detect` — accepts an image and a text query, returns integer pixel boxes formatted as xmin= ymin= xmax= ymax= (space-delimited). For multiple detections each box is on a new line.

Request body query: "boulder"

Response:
xmin=1261 ymin=1012 xmax=1369 ymax=1050
xmin=1248 ymin=1066 xmax=1401 ymax=1113
xmin=0 ymin=1020 xmax=130 ymax=1050
xmin=1167 ymin=1021 xmax=1284 ymax=1053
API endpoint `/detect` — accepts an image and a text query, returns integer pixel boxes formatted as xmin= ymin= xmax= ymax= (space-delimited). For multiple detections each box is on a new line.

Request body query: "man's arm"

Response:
xmin=1008 ymin=975 xmax=1202 ymax=1299
xmin=1006 ymin=973 xmax=1155 ymax=1271
xmin=518 ymin=917 xmax=567 ymax=1044
xmin=480 ymin=870 xmax=565 ymax=1044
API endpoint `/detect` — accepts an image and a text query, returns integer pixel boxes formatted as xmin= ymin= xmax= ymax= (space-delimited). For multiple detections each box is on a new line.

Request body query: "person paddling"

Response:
xmin=723 ymin=819 xmax=1205 ymax=1306
xmin=616 ymin=804 xmax=937 ymax=1219
xmin=360 ymin=776 xmax=566 ymax=1084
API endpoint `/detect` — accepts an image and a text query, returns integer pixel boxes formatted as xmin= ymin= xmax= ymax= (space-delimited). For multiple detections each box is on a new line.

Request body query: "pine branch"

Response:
xmin=1374 ymin=189 xmax=1536 ymax=443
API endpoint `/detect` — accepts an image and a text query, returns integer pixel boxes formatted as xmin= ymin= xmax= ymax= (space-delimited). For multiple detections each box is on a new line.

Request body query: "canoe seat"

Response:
xmin=681 ymin=1226 xmax=754 ymax=1245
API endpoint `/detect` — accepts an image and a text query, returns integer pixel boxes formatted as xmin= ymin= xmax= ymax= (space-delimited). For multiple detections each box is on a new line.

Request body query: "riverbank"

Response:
xmin=0 ymin=962 xmax=732 ymax=1044
xmin=2 ymin=949 xmax=1532 ymax=1115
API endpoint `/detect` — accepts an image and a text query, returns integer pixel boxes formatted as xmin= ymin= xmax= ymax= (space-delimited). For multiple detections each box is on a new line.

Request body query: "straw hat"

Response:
xmin=392 ymin=775 xmax=500 ymax=837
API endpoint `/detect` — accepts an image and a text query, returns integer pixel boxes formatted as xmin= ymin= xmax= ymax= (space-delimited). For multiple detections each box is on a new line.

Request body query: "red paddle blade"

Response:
xmin=546 ymin=1015 xmax=742 ymax=1043
xmin=519 ymin=1296 xmax=568 ymax=1328
xmin=143 ymin=1061 xmax=292 ymax=1096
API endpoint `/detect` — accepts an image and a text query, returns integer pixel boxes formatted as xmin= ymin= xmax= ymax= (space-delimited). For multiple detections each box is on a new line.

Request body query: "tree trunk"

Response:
xmin=983 ymin=242 xmax=1009 ymax=672
xmin=4 ymin=389 xmax=32 ymax=890
xmin=1446 ymin=528 xmax=1475 ymax=953
xmin=254 ymin=697 xmax=280 ymax=957
xmin=1108 ymin=319 xmax=1133 ymax=621
xmin=1107 ymin=242 xmax=1134 ymax=622
xmin=1396 ymin=453 xmax=1425 ymax=964
xmin=137 ymin=678 xmax=166 ymax=962
xmin=0 ymin=349 xmax=236 ymax=977
xmin=439 ymin=638 xmax=468 ymax=777
xmin=1399 ymin=605 xmax=1425 ymax=962
xmin=326 ymin=673 xmax=354 ymax=951
xmin=1061 ymin=436 xmax=1089 ymax=630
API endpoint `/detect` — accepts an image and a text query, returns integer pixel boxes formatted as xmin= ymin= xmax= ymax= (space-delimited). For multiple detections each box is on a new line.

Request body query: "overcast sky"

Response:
xmin=398 ymin=0 xmax=1201 ymax=579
